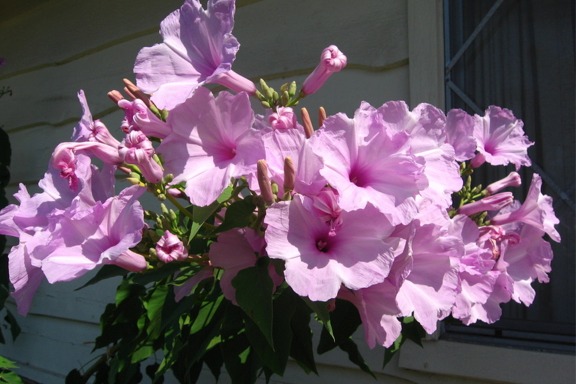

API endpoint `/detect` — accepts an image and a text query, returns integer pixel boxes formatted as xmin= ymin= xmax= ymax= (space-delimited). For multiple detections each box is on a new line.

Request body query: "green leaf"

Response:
xmin=289 ymin=298 xmax=317 ymax=374
xmin=188 ymin=185 xmax=233 ymax=243
xmin=383 ymin=333 xmax=403 ymax=368
xmin=221 ymin=334 xmax=259 ymax=384
xmin=303 ymin=298 xmax=333 ymax=340
xmin=401 ymin=316 xmax=426 ymax=347
xmin=190 ymin=294 xmax=224 ymax=335
xmin=144 ymin=285 xmax=170 ymax=339
xmin=131 ymin=344 xmax=154 ymax=364
xmin=215 ymin=196 xmax=256 ymax=233
xmin=382 ymin=317 xmax=426 ymax=368
xmin=75 ymin=265 xmax=127 ymax=291
xmin=338 ymin=338 xmax=375 ymax=378
xmin=317 ymin=299 xmax=361 ymax=354
xmin=0 ymin=355 xmax=23 ymax=384
xmin=232 ymin=266 xmax=274 ymax=348
xmin=243 ymin=288 xmax=296 ymax=375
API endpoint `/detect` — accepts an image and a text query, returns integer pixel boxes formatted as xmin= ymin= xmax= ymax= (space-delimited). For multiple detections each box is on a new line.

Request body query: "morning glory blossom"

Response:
xmin=471 ymin=106 xmax=534 ymax=170
xmin=134 ymin=0 xmax=255 ymax=110
xmin=264 ymin=194 xmax=397 ymax=302
xmin=159 ymin=87 xmax=264 ymax=206
xmin=309 ymin=102 xmax=428 ymax=225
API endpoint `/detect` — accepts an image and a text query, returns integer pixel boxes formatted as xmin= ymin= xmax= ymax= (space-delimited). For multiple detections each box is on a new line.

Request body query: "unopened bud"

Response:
xmin=257 ymin=160 xmax=275 ymax=205
xmin=107 ymin=90 xmax=124 ymax=104
xmin=300 ymin=108 xmax=314 ymax=139
xmin=458 ymin=192 xmax=514 ymax=216
xmin=302 ymin=45 xmax=347 ymax=95
xmin=485 ymin=172 xmax=522 ymax=195
xmin=318 ymin=107 xmax=327 ymax=127
xmin=283 ymin=157 xmax=296 ymax=194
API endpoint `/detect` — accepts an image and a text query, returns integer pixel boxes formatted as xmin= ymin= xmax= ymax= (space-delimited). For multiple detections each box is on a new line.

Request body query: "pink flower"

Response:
xmin=302 ymin=45 xmax=347 ymax=95
xmin=159 ymin=88 xmax=264 ymax=206
xmin=40 ymin=185 xmax=145 ymax=283
xmin=268 ymin=107 xmax=298 ymax=130
xmin=134 ymin=0 xmax=255 ymax=110
xmin=491 ymin=174 xmax=560 ymax=242
xmin=156 ymin=230 xmax=187 ymax=263
xmin=393 ymin=221 xmax=460 ymax=334
xmin=309 ymin=103 xmax=427 ymax=225
xmin=471 ymin=106 xmax=533 ymax=170
xmin=500 ymin=224 xmax=554 ymax=306
xmin=449 ymin=215 xmax=504 ymax=324
xmin=72 ymin=90 xmax=120 ymax=147
xmin=118 ymin=130 xmax=164 ymax=183
xmin=118 ymin=98 xmax=170 ymax=139
xmin=264 ymin=195 xmax=396 ymax=302
xmin=378 ymin=101 xmax=463 ymax=208
xmin=338 ymin=281 xmax=402 ymax=348
xmin=0 ymin=154 xmax=117 ymax=314
xmin=444 ymin=108 xmax=477 ymax=162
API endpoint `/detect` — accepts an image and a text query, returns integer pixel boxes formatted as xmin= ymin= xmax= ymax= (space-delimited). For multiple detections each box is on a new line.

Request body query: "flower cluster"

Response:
xmin=0 ymin=0 xmax=560 ymax=382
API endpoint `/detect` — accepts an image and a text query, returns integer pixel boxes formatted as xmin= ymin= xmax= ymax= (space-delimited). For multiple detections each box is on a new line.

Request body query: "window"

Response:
xmin=443 ymin=0 xmax=575 ymax=352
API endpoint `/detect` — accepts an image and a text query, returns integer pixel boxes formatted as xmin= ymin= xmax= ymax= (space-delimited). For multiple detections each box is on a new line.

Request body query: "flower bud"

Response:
xmin=300 ymin=108 xmax=314 ymax=139
xmin=302 ymin=45 xmax=347 ymax=95
xmin=485 ymin=172 xmax=522 ymax=195
xmin=156 ymin=230 xmax=187 ymax=263
xmin=283 ymin=157 xmax=296 ymax=195
xmin=257 ymin=160 xmax=275 ymax=205
xmin=458 ymin=192 xmax=514 ymax=216
xmin=269 ymin=107 xmax=297 ymax=130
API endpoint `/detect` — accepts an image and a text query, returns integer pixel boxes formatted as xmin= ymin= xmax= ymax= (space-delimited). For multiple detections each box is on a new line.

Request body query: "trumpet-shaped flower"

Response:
xmin=134 ymin=0 xmax=255 ymax=110
xmin=41 ymin=185 xmax=146 ymax=283
xmin=159 ymin=88 xmax=264 ymax=206
xmin=491 ymin=174 xmax=561 ymax=242
xmin=377 ymin=101 xmax=463 ymax=208
xmin=0 ymin=154 xmax=119 ymax=314
xmin=338 ymin=281 xmax=403 ymax=348
xmin=471 ymin=106 xmax=533 ymax=170
xmin=264 ymin=195 xmax=397 ymax=302
xmin=309 ymin=103 xmax=428 ymax=225
xmin=444 ymin=108 xmax=477 ymax=162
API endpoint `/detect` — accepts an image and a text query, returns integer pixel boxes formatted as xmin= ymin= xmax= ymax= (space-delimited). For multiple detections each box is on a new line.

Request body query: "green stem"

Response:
xmin=166 ymin=193 xmax=195 ymax=221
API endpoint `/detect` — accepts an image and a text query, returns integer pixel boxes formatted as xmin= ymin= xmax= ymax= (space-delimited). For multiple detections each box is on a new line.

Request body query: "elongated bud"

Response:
xmin=257 ymin=160 xmax=275 ymax=205
xmin=318 ymin=106 xmax=327 ymax=127
xmin=123 ymin=78 xmax=154 ymax=109
xmin=302 ymin=45 xmax=347 ymax=95
xmin=107 ymin=90 xmax=124 ymax=104
xmin=458 ymin=192 xmax=514 ymax=216
xmin=109 ymin=250 xmax=147 ymax=272
xmin=300 ymin=108 xmax=314 ymax=138
xmin=283 ymin=157 xmax=296 ymax=195
xmin=485 ymin=172 xmax=522 ymax=195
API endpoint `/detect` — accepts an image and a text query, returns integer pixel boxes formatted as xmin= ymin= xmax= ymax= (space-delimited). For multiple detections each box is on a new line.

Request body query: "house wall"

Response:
xmin=0 ymin=1 xmax=573 ymax=383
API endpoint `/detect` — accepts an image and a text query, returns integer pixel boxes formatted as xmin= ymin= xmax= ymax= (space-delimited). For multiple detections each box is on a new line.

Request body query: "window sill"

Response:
xmin=398 ymin=338 xmax=575 ymax=384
